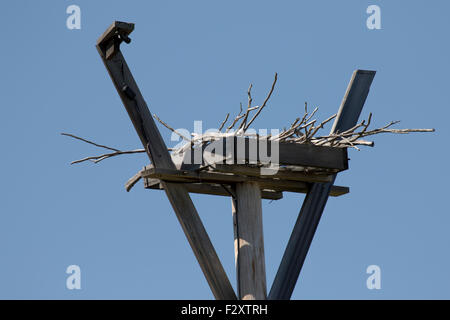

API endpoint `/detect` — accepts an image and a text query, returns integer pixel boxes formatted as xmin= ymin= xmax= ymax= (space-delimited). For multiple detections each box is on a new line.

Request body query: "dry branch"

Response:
xmin=61 ymin=133 xmax=121 ymax=152
xmin=218 ymin=113 xmax=230 ymax=131
xmin=61 ymin=133 xmax=146 ymax=165
xmin=153 ymin=113 xmax=191 ymax=141
xmin=226 ymin=103 xmax=244 ymax=133
xmin=70 ymin=149 xmax=146 ymax=165
xmin=244 ymin=73 xmax=278 ymax=130
xmin=63 ymin=73 xmax=435 ymax=168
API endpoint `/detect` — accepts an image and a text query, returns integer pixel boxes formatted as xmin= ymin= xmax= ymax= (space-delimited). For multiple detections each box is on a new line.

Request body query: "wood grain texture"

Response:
xmin=232 ymin=182 xmax=267 ymax=300
xmin=187 ymin=137 xmax=348 ymax=171
xmin=211 ymin=164 xmax=334 ymax=183
xmin=145 ymin=181 xmax=283 ymax=200
xmin=140 ymin=167 xmax=349 ymax=197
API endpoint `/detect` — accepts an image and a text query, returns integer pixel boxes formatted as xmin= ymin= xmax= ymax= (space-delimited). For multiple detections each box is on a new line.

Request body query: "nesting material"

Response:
xmin=62 ymin=73 xmax=434 ymax=195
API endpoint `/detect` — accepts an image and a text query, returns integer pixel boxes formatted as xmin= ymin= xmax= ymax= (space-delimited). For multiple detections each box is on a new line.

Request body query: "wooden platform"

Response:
xmin=126 ymin=139 xmax=351 ymax=199
xmin=96 ymin=20 xmax=369 ymax=300
xmin=173 ymin=137 xmax=348 ymax=172
xmin=140 ymin=165 xmax=349 ymax=199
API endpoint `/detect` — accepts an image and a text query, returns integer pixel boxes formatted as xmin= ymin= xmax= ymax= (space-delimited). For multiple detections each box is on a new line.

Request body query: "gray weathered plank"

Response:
xmin=212 ymin=164 xmax=333 ymax=183
xmin=232 ymin=183 xmax=267 ymax=300
xmin=143 ymin=177 xmax=348 ymax=198
xmin=96 ymin=21 xmax=236 ymax=300
xmin=140 ymin=167 xmax=349 ymax=197
xmin=269 ymin=70 xmax=376 ymax=300
xmin=145 ymin=180 xmax=284 ymax=200
xmin=185 ymin=137 xmax=348 ymax=171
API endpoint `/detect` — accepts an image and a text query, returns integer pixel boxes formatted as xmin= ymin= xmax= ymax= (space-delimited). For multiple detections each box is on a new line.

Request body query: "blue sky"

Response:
xmin=1 ymin=1 xmax=449 ymax=299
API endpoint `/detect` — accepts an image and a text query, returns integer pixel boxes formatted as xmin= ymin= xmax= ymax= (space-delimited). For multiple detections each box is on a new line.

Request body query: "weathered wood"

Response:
xmin=141 ymin=167 xmax=349 ymax=197
xmin=232 ymin=182 xmax=267 ymax=300
xmin=330 ymin=70 xmax=377 ymax=134
xmin=97 ymin=21 xmax=236 ymax=300
xmin=145 ymin=180 xmax=284 ymax=200
xmin=125 ymin=170 xmax=142 ymax=192
xmin=185 ymin=137 xmax=348 ymax=171
xmin=144 ymin=178 xmax=348 ymax=198
xmin=277 ymin=141 xmax=348 ymax=170
xmin=268 ymin=183 xmax=349 ymax=197
xmin=212 ymin=164 xmax=333 ymax=183
xmin=269 ymin=70 xmax=376 ymax=300
xmin=140 ymin=161 xmax=335 ymax=184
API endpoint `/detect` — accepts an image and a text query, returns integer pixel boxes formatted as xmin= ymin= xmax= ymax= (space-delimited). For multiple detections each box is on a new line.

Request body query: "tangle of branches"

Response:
xmin=62 ymin=73 xmax=434 ymax=164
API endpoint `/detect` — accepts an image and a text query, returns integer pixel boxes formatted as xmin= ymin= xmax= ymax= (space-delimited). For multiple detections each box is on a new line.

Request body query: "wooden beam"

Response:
xmin=330 ymin=70 xmax=377 ymax=134
xmin=270 ymin=184 xmax=349 ymax=198
xmin=277 ymin=141 xmax=348 ymax=170
xmin=212 ymin=164 xmax=334 ymax=183
xmin=269 ymin=70 xmax=376 ymax=300
xmin=144 ymin=177 xmax=348 ymax=199
xmin=144 ymin=180 xmax=284 ymax=200
xmin=141 ymin=167 xmax=349 ymax=197
xmin=232 ymin=183 xmax=267 ymax=300
xmin=186 ymin=137 xmax=348 ymax=171
xmin=141 ymin=162 xmax=335 ymax=183
xmin=96 ymin=21 xmax=236 ymax=300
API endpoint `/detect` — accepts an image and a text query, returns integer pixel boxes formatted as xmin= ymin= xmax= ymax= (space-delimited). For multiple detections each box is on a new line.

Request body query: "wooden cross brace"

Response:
xmin=96 ymin=21 xmax=375 ymax=300
xmin=96 ymin=21 xmax=236 ymax=300
xmin=268 ymin=69 xmax=376 ymax=300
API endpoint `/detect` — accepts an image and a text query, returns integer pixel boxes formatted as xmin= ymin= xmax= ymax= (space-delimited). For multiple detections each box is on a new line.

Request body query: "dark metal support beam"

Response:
xmin=96 ymin=21 xmax=237 ymax=300
xmin=269 ymin=70 xmax=376 ymax=300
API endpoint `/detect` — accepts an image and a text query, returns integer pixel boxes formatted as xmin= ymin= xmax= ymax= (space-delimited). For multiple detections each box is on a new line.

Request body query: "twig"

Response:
xmin=61 ymin=133 xmax=121 ymax=152
xmin=244 ymin=73 xmax=278 ymax=130
xmin=308 ymin=113 xmax=337 ymax=138
xmin=64 ymin=74 xmax=435 ymax=170
xmin=226 ymin=103 xmax=244 ymax=132
xmin=70 ymin=149 xmax=146 ymax=165
xmin=304 ymin=107 xmax=319 ymax=123
xmin=238 ymin=84 xmax=253 ymax=130
xmin=153 ymin=113 xmax=191 ymax=141
xmin=218 ymin=113 xmax=230 ymax=131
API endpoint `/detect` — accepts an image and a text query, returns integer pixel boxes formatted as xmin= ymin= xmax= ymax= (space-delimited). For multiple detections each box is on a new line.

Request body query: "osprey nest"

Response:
xmin=62 ymin=73 xmax=434 ymax=167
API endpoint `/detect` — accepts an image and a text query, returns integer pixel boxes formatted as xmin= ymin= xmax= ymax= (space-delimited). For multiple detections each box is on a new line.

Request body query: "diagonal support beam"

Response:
xmin=269 ymin=70 xmax=376 ymax=300
xmin=96 ymin=21 xmax=236 ymax=300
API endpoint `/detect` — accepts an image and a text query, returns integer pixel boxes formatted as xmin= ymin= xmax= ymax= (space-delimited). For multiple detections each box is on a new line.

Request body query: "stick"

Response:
xmin=244 ymin=73 xmax=278 ymax=130
xmin=153 ymin=113 xmax=191 ymax=141
xmin=218 ymin=113 xmax=230 ymax=131
xmin=71 ymin=149 xmax=146 ymax=165
xmin=61 ymin=133 xmax=121 ymax=152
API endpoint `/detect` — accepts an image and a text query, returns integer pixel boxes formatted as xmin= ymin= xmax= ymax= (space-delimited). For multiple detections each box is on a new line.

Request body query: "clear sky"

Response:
xmin=1 ymin=0 xmax=449 ymax=299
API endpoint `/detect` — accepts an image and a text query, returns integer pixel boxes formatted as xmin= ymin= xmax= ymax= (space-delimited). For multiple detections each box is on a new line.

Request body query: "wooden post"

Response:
xmin=96 ymin=21 xmax=236 ymax=300
xmin=232 ymin=182 xmax=267 ymax=300
xmin=268 ymin=70 xmax=376 ymax=300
